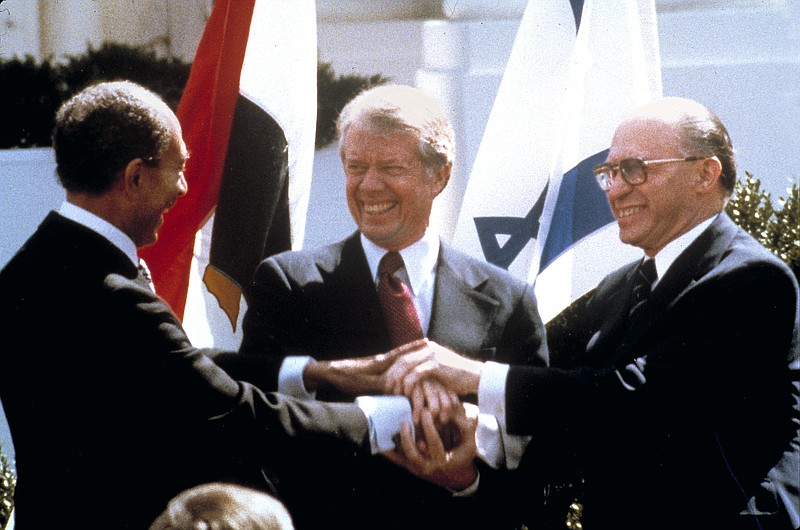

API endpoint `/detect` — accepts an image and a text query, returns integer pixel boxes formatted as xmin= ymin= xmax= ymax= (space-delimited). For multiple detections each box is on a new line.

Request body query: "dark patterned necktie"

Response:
xmin=138 ymin=258 xmax=156 ymax=293
xmin=377 ymin=251 xmax=424 ymax=347
xmin=629 ymin=258 xmax=657 ymax=318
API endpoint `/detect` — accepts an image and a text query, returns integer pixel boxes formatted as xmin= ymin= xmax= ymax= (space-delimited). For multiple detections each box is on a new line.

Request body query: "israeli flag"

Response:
xmin=453 ymin=0 xmax=662 ymax=322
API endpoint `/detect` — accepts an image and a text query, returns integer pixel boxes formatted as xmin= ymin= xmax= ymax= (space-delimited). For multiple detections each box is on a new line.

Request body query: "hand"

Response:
xmin=384 ymin=340 xmax=483 ymax=397
xmin=382 ymin=405 xmax=479 ymax=492
xmin=408 ymin=379 xmax=461 ymax=425
xmin=302 ymin=348 xmax=405 ymax=394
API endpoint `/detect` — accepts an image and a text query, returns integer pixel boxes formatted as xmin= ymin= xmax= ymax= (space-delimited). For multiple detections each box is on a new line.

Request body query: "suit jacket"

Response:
xmin=504 ymin=213 xmax=800 ymax=530
xmin=228 ymin=231 xmax=548 ymax=399
xmin=0 ymin=212 xmax=370 ymax=529
xmin=217 ymin=231 xmax=548 ymax=529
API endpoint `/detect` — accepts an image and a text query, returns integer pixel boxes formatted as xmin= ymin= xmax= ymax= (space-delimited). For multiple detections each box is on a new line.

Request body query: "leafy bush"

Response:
xmin=316 ymin=58 xmax=388 ymax=149
xmin=0 ymin=43 xmax=385 ymax=151
xmin=0 ymin=445 xmax=13 ymax=530
xmin=726 ymin=173 xmax=799 ymax=278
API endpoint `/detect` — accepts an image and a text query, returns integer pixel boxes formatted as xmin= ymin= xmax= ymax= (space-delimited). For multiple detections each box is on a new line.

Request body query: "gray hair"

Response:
xmin=634 ymin=97 xmax=737 ymax=194
xmin=336 ymin=84 xmax=455 ymax=175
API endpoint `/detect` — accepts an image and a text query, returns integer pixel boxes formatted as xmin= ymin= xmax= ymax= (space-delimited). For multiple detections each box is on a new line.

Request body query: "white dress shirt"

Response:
xmin=277 ymin=229 xmax=440 ymax=397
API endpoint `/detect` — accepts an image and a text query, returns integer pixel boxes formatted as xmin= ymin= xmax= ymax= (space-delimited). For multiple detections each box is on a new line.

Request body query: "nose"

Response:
xmin=359 ymin=167 xmax=385 ymax=191
xmin=605 ymin=173 xmax=632 ymax=201
xmin=177 ymin=173 xmax=188 ymax=196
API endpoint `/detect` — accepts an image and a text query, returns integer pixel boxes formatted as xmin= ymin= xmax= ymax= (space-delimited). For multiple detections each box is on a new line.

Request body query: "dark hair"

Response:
xmin=52 ymin=80 xmax=173 ymax=194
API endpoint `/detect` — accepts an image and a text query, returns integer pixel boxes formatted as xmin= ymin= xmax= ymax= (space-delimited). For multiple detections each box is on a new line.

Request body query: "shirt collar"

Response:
xmin=59 ymin=201 xmax=139 ymax=267
xmin=361 ymin=230 xmax=440 ymax=296
xmin=649 ymin=214 xmax=717 ymax=284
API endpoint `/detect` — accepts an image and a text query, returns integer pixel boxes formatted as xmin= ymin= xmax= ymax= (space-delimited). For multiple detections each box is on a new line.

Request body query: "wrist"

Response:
xmin=459 ymin=359 xmax=483 ymax=395
xmin=302 ymin=359 xmax=329 ymax=392
xmin=446 ymin=462 xmax=479 ymax=493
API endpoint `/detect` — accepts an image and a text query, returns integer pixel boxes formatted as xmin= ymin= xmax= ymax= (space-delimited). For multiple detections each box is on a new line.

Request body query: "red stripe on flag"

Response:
xmin=140 ymin=0 xmax=256 ymax=319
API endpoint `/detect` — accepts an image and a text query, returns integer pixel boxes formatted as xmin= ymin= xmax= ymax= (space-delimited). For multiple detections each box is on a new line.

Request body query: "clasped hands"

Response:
xmin=303 ymin=339 xmax=483 ymax=491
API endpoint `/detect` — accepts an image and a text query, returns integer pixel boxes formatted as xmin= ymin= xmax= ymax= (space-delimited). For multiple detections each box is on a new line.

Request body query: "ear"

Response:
xmin=697 ymin=156 xmax=722 ymax=193
xmin=431 ymin=162 xmax=452 ymax=197
xmin=121 ymin=158 xmax=147 ymax=199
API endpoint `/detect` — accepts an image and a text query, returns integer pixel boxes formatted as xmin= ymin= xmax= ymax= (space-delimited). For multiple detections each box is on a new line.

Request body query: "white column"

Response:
xmin=39 ymin=0 xmax=103 ymax=60
xmin=417 ymin=5 xmax=522 ymax=239
xmin=0 ymin=0 xmax=41 ymax=60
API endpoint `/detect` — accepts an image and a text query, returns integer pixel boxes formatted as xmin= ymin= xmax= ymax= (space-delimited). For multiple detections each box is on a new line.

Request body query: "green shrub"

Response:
xmin=0 ymin=43 xmax=385 ymax=151
xmin=726 ymin=172 xmax=799 ymax=278
xmin=0 ymin=445 xmax=14 ymax=530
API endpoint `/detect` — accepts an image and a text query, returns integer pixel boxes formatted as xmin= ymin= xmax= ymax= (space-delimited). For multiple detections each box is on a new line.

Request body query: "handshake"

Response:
xmin=303 ymin=339 xmax=485 ymax=491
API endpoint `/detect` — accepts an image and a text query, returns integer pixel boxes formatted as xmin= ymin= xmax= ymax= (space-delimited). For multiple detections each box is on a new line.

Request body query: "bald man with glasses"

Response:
xmin=383 ymin=97 xmax=800 ymax=530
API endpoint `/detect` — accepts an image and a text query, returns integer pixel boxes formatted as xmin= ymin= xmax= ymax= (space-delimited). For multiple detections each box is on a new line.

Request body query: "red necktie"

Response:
xmin=377 ymin=251 xmax=424 ymax=347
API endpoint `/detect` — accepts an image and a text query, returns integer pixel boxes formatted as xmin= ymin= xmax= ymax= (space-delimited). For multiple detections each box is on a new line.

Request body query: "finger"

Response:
xmin=437 ymin=388 xmax=458 ymax=425
xmin=419 ymin=408 xmax=446 ymax=462
xmin=385 ymin=350 xmax=431 ymax=394
xmin=398 ymin=421 xmax=428 ymax=471
xmin=422 ymin=380 xmax=441 ymax=421
xmin=410 ymin=384 xmax=425 ymax=425
xmin=452 ymin=408 xmax=479 ymax=448
xmin=400 ymin=359 xmax=441 ymax=396
xmin=387 ymin=338 xmax=429 ymax=359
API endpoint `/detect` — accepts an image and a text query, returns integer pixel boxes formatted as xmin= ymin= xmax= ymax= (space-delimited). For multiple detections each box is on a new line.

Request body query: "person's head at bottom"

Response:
xmin=149 ymin=482 xmax=294 ymax=530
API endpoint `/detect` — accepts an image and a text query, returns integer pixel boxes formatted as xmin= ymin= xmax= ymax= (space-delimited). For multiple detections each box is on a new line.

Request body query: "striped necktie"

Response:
xmin=629 ymin=258 xmax=657 ymax=318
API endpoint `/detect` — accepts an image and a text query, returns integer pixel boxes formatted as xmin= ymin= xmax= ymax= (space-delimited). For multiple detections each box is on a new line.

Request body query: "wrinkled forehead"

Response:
xmin=608 ymin=117 xmax=682 ymax=160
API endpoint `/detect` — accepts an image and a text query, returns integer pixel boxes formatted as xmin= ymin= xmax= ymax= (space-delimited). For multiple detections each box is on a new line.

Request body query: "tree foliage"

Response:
xmin=726 ymin=172 xmax=800 ymax=278
xmin=0 ymin=445 xmax=14 ymax=530
xmin=316 ymin=58 xmax=388 ymax=149
xmin=0 ymin=43 xmax=385 ymax=151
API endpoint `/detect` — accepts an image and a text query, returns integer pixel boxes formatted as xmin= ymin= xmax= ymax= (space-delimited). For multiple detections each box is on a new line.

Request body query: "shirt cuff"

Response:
xmin=475 ymin=412 xmax=503 ymax=469
xmin=478 ymin=361 xmax=509 ymax=419
xmin=355 ymin=395 xmax=413 ymax=455
xmin=278 ymin=356 xmax=316 ymax=399
xmin=449 ymin=471 xmax=480 ymax=497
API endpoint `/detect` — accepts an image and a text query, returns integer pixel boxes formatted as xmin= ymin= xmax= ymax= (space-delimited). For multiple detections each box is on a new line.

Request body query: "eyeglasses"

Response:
xmin=593 ymin=156 xmax=707 ymax=191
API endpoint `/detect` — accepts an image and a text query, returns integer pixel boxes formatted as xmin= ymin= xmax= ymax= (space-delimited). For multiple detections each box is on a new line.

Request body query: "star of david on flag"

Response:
xmin=452 ymin=0 xmax=662 ymax=322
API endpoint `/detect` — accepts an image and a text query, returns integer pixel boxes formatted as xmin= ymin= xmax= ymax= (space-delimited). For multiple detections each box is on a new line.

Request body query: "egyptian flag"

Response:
xmin=141 ymin=0 xmax=316 ymax=341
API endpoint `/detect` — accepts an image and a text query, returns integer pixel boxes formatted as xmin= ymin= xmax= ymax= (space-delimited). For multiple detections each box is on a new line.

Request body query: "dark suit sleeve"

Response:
xmin=495 ymin=281 xmax=550 ymax=368
xmin=105 ymin=273 xmax=370 ymax=451
xmin=503 ymin=260 xmax=800 ymax=528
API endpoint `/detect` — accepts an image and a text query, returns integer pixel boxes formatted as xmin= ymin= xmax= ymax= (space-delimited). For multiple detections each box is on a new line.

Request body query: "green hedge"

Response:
xmin=725 ymin=173 xmax=799 ymax=277
xmin=0 ymin=42 xmax=386 ymax=151
xmin=0 ymin=445 xmax=13 ymax=530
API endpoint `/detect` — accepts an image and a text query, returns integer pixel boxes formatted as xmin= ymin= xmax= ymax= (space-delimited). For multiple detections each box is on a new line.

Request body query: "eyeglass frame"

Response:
xmin=592 ymin=156 xmax=709 ymax=191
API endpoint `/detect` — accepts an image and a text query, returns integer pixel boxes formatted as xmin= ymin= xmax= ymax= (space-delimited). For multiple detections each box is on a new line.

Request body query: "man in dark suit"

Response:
xmin=0 ymin=81 xmax=409 ymax=529
xmin=221 ymin=84 xmax=548 ymax=529
xmin=384 ymin=97 xmax=800 ymax=530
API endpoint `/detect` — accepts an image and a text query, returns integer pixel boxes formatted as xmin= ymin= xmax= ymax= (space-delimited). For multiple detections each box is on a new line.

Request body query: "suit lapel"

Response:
xmin=582 ymin=263 xmax=639 ymax=366
xmin=322 ymin=232 xmax=393 ymax=353
xmin=428 ymin=243 xmax=500 ymax=356
xmin=611 ymin=214 xmax=738 ymax=363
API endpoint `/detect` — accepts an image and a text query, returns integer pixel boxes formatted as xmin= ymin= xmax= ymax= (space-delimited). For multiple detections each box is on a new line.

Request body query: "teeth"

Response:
xmin=617 ymin=206 xmax=643 ymax=219
xmin=364 ymin=202 xmax=394 ymax=214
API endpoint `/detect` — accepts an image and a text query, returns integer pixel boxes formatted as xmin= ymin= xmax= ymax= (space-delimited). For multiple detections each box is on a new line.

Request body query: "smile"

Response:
xmin=363 ymin=202 xmax=395 ymax=215
xmin=617 ymin=206 xmax=644 ymax=219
